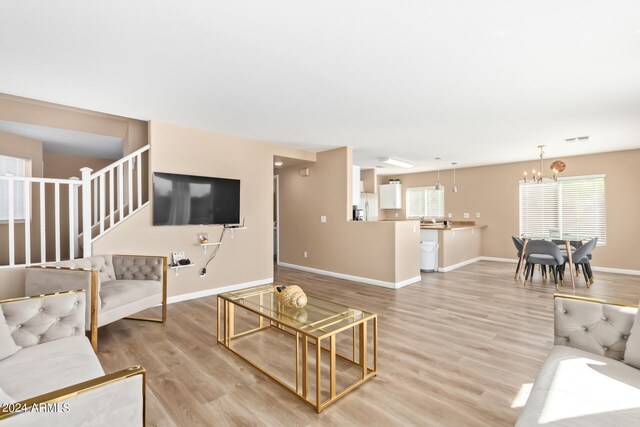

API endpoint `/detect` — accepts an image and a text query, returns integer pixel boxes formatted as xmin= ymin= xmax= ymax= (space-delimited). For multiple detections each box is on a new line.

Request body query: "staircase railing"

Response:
xmin=1 ymin=144 xmax=150 ymax=268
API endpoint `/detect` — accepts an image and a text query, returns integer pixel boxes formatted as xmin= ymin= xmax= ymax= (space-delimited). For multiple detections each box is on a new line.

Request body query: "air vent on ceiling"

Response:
xmin=565 ymin=136 xmax=590 ymax=143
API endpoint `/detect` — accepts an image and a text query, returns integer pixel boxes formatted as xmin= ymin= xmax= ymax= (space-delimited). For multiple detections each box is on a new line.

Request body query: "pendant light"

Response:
xmin=451 ymin=162 xmax=458 ymax=193
xmin=435 ymin=158 xmax=442 ymax=190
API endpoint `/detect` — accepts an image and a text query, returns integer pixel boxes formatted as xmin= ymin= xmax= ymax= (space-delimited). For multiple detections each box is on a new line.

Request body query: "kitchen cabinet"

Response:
xmin=379 ymin=183 xmax=402 ymax=209
xmin=352 ymin=165 xmax=361 ymax=205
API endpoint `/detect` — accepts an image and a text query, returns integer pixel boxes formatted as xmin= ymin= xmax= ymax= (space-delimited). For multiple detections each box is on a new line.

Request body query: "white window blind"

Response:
xmin=0 ymin=155 xmax=27 ymax=221
xmin=519 ymin=175 xmax=606 ymax=245
xmin=406 ymin=186 xmax=444 ymax=218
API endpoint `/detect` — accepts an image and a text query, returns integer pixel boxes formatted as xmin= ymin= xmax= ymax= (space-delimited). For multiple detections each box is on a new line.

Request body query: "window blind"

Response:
xmin=406 ymin=186 xmax=444 ymax=218
xmin=0 ymin=155 xmax=27 ymax=221
xmin=519 ymin=175 xmax=606 ymax=245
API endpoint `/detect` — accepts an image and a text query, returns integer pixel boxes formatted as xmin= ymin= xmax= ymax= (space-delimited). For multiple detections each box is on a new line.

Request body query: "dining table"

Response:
xmin=515 ymin=233 xmax=595 ymax=290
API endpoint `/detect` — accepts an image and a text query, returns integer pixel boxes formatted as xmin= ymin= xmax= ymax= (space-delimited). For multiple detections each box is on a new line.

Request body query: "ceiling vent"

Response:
xmin=565 ymin=136 xmax=590 ymax=143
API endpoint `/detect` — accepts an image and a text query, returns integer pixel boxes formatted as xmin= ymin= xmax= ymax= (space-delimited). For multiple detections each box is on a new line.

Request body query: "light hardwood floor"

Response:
xmin=96 ymin=261 xmax=640 ymax=426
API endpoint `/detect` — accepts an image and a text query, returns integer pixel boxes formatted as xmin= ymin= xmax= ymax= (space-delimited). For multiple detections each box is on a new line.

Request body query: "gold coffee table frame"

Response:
xmin=217 ymin=285 xmax=378 ymax=413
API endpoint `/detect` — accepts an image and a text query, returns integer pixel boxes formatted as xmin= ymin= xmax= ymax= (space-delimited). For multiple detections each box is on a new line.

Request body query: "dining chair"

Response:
xmin=563 ymin=237 xmax=598 ymax=287
xmin=524 ymin=240 xmax=565 ymax=291
xmin=512 ymin=236 xmax=524 ymax=276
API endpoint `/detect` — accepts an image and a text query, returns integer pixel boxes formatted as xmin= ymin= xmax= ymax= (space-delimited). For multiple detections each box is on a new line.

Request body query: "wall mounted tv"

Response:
xmin=153 ymin=172 xmax=240 ymax=226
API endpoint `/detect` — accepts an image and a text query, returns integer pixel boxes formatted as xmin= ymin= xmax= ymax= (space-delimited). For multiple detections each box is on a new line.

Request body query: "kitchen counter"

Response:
xmin=420 ymin=224 xmax=486 ymax=231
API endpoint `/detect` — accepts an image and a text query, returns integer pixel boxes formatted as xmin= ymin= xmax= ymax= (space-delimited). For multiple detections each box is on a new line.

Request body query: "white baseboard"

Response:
xmin=438 ymin=257 xmax=483 ymax=272
xmin=590 ymin=266 xmax=640 ymax=276
xmin=480 ymin=257 xmax=518 ymax=264
xmin=277 ymin=262 xmax=421 ymax=290
xmin=166 ymin=277 xmax=273 ymax=304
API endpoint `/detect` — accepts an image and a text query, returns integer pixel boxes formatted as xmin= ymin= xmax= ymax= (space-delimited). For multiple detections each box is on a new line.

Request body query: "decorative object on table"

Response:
xmin=274 ymin=284 xmax=308 ymax=308
xmin=522 ymin=145 xmax=565 ymax=183
xmin=172 ymin=251 xmax=186 ymax=264
xmin=388 ymin=178 xmax=402 ymax=184
xmin=198 ymin=233 xmax=209 ymax=244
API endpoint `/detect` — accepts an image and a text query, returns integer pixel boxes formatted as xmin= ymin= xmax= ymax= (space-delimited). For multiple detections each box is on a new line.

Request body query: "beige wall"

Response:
xmin=93 ymin=121 xmax=316 ymax=299
xmin=278 ymin=147 xmax=420 ymax=284
xmin=380 ymin=149 xmax=640 ymax=271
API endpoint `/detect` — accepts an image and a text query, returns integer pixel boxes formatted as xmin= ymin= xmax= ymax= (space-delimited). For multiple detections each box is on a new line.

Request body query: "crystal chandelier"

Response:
xmin=523 ymin=145 xmax=564 ymax=183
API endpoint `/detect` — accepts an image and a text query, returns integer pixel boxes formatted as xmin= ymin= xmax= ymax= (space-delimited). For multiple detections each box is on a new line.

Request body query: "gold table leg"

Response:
xmin=302 ymin=336 xmax=308 ymax=399
xmin=217 ymin=296 xmax=221 ymax=343
xmin=316 ymin=337 xmax=322 ymax=412
xmin=330 ymin=335 xmax=336 ymax=399
xmin=295 ymin=332 xmax=300 ymax=395
xmin=359 ymin=321 xmax=367 ymax=379
xmin=373 ymin=316 xmax=378 ymax=372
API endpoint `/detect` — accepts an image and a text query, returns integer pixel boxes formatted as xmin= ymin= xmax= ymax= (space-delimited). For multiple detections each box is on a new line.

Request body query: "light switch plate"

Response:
xmin=303 ymin=251 xmax=308 ymax=258
xmin=463 ymin=213 xmax=470 ymax=219
xmin=448 ymin=213 xmax=453 ymax=218
xmin=320 ymin=216 xmax=327 ymax=223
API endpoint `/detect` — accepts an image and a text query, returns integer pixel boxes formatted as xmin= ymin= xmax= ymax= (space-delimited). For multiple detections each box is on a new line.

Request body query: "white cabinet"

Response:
xmin=352 ymin=165 xmax=361 ymax=206
xmin=379 ymin=184 xmax=402 ymax=209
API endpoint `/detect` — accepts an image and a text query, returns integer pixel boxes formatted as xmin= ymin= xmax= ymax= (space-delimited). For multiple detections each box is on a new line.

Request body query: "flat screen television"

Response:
xmin=153 ymin=172 xmax=240 ymax=225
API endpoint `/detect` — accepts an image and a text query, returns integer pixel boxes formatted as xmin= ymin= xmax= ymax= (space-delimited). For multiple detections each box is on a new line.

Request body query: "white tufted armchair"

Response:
xmin=517 ymin=295 xmax=640 ymax=426
xmin=25 ymin=254 xmax=167 ymax=352
xmin=0 ymin=290 xmax=145 ymax=426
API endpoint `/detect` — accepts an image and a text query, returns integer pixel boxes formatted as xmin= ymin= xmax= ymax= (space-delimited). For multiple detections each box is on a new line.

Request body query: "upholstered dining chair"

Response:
xmin=25 ymin=254 xmax=167 ymax=352
xmin=523 ymin=240 xmax=565 ymax=291
xmin=563 ymin=237 xmax=598 ymax=287
xmin=512 ymin=236 xmax=524 ymax=276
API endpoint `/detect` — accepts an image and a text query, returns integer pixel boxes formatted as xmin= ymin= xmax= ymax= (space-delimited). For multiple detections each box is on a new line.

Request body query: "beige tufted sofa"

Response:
xmin=0 ymin=291 xmax=145 ymax=426
xmin=517 ymin=294 xmax=640 ymax=426
xmin=25 ymin=254 xmax=167 ymax=351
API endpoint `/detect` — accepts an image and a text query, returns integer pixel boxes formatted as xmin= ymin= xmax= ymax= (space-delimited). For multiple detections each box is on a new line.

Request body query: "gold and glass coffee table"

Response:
xmin=217 ymin=284 xmax=377 ymax=413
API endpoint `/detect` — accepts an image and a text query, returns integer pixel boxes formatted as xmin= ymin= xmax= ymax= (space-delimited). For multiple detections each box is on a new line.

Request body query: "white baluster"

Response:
xmin=8 ymin=179 xmax=14 ymax=266
xmin=128 ymin=159 xmax=133 ymax=215
xmin=23 ymin=181 xmax=30 ymax=265
xmin=72 ymin=180 xmax=79 ymax=259
xmin=118 ymin=163 xmax=124 ymax=221
xmin=136 ymin=153 xmax=142 ymax=209
xmin=54 ymin=182 xmax=60 ymax=262
xmin=99 ymin=174 xmax=105 ymax=234
xmin=93 ymin=177 xmax=98 ymax=225
xmin=68 ymin=182 xmax=75 ymax=260
xmin=40 ymin=182 xmax=46 ymax=263
xmin=109 ymin=169 xmax=114 ymax=227
xmin=81 ymin=168 xmax=93 ymax=258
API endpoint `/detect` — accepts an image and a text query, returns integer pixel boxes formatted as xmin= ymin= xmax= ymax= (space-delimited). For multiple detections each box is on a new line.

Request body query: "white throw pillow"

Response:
xmin=0 ymin=305 xmax=21 ymax=361
xmin=624 ymin=302 xmax=640 ymax=368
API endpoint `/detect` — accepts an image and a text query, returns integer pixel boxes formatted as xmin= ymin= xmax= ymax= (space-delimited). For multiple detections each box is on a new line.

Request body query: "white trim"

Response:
xmin=590 ymin=266 xmax=640 ymax=276
xmin=166 ymin=277 xmax=274 ymax=304
xmin=437 ymin=257 xmax=483 ymax=272
xmin=277 ymin=262 xmax=421 ymax=289
xmin=480 ymin=257 xmax=518 ymax=264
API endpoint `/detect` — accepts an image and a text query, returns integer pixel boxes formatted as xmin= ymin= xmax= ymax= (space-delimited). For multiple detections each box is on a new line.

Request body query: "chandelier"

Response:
xmin=523 ymin=145 xmax=565 ymax=183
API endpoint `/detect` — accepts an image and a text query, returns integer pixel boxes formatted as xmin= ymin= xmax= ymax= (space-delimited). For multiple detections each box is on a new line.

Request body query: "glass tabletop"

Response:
xmin=521 ymin=233 xmax=595 ymax=242
xmin=219 ymin=284 xmax=374 ymax=338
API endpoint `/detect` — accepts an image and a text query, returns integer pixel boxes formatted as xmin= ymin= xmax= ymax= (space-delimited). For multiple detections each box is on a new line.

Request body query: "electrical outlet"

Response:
xmin=395 ymin=213 xmax=399 ymax=218
xmin=320 ymin=216 xmax=327 ymax=223
xmin=476 ymin=212 xmax=481 ymax=218
xmin=304 ymin=251 xmax=308 ymax=258
xmin=448 ymin=213 xmax=453 ymax=219
xmin=463 ymin=213 xmax=469 ymax=219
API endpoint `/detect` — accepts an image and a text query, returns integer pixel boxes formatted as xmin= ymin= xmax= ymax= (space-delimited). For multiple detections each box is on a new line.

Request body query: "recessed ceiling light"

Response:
xmin=274 ymin=161 xmax=284 ymax=167
xmin=381 ymin=157 xmax=414 ymax=168
xmin=565 ymin=136 xmax=590 ymax=143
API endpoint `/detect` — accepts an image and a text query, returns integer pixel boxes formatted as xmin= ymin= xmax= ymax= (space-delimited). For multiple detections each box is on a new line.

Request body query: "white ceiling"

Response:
xmin=1 ymin=1 xmax=639 ymax=174
xmin=0 ymin=120 xmax=123 ymax=159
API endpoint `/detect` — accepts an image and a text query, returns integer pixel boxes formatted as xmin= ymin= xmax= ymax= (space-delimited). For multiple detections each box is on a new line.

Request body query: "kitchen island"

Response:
xmin=420 ymin=222 xmax=487 ymax=271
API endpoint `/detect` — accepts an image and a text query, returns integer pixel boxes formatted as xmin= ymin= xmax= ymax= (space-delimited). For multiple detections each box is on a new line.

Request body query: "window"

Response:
xmin=0 ymin=154 xmax=27 ymax=221
xmin=519 ymin=175 xmax=606 ymax=245
xmin=406 ymin=186 xmax=444 ymax=218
